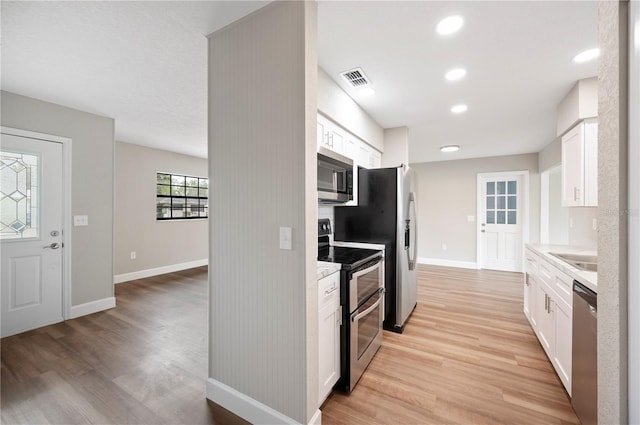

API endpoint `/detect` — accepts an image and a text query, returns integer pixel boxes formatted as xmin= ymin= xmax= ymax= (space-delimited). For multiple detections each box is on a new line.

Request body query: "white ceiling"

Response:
xmin=1 ymin=1 xmax=598 ymax=163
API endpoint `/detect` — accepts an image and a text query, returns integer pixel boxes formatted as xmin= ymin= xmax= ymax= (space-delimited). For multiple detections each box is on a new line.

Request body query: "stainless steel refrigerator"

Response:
xmin=334 ymin=164 xmax=418 ymax=333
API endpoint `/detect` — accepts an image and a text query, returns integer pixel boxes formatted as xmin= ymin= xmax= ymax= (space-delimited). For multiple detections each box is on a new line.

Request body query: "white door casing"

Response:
xmin=1 ymin=129 xmax=70 ymax=337
xmin=477 ymin=171 xmax=529 ymax=272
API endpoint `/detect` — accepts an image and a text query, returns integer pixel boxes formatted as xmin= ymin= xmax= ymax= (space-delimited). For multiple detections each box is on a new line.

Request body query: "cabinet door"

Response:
xmin=524 ymin=273 xmax=536 ymax=327
xmin=552 ymin=297 xmax=572 ymax=395
xmin=561 ymin=122 xmax=585 ymax=206
xmin=329 ymin=127 xmax=344 ymax=154
xmin=535 ymin=282 xmax=555 ymax=358
xmin=317 ymin=114 xmax=329 ymax=150
xmin=318 ymin=301 xmax=340 ymax=404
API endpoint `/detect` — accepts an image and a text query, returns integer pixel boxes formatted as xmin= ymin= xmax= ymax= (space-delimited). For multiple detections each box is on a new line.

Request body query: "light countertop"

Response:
xmin=526 ymin=244 xmax=597 ymax=293
xmin=317 ymin=261 xmax=341 ymax=281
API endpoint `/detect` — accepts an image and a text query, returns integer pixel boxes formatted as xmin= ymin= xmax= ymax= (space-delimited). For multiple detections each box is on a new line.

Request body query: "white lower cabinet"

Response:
xmin=524 ymin=248 xmax=573 ymax=396
xmin=318 ymin=271 xmax=341 ymax=405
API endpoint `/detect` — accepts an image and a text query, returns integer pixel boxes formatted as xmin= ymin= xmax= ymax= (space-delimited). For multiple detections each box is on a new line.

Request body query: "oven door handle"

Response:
xmin=351 ymin=288 xmax=384 ymax=323
xmin=352 ymin=258 xmax=382 ymax=280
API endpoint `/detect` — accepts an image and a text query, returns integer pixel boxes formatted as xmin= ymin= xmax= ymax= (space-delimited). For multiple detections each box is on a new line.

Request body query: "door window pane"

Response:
xmin=508 ymin=180 xmax=517 ymax=194
xmin=508 ymin=196 xmax=517 ymax=209
xmin=508 ymin=211 xmax=517 ymax=224
xmin=486 ymin=211 xmax=495 ymax=224
xmin=497 ymin=181 xmax=506 ymax=194
xmin=487 ymin=182 xmax=495 ymax=195
xmin=497 ymin=196 xmax=506 ymax=209
xmin=497 ymin=211 xmax=506 ymax=224
xmin=0 ymin=152 xmax=39 ymax=239
xmin=486 ymin=197 xmax=495 ymax=209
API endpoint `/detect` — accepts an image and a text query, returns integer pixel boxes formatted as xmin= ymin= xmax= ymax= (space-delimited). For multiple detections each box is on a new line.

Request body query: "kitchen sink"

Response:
xmin=549 ymin=252 xmax=597 ymax=272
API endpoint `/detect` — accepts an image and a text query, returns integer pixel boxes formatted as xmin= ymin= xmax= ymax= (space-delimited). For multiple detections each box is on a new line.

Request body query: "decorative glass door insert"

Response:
xmin=0 ymin=151 xmax=39 ymax=239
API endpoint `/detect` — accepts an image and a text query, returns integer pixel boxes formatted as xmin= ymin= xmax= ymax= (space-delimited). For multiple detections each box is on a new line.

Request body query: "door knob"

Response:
xmin=481 ymin=230 xmax=485 ymax=233
xmin=43 ymin=242 xmax=60 ymax=250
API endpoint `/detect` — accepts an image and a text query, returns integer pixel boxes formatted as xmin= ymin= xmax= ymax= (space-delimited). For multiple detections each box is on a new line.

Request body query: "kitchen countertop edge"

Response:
xmin=526 ymin=244 xmax=598 ymax=293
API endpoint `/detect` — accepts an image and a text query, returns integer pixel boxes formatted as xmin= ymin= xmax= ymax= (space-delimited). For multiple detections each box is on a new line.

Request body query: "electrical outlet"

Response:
xmin=442 ymin=243 xmax=447 ymax=251
xmin=130 ymin=251 xmax=136 ymax=260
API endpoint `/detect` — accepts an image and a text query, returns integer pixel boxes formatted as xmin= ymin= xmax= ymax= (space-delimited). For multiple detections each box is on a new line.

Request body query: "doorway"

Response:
xmin=0 ymin=128 xmax=71 ymax=337
xmin=476 ymin=171 xmax=529 ymax=272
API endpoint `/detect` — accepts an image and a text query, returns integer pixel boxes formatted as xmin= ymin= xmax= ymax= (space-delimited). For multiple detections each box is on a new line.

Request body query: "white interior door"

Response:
xmin=479 ymin=174 xmax=524 ymax=272
xmin=1 ymin=133 xmax=64 ymax=337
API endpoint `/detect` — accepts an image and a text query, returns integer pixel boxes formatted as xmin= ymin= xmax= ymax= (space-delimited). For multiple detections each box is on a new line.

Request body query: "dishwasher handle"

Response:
xmin=573 ymin=280 xmax=597 ymax=308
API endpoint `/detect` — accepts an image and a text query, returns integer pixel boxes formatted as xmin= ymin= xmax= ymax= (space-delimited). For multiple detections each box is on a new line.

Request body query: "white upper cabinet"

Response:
xmin=317 ymin=114 xmax=344 ymax=154
xmin=317 ymin=112 xmax=382 ymax=170
xmin=561 ymin=119 xmax=598 ymax=207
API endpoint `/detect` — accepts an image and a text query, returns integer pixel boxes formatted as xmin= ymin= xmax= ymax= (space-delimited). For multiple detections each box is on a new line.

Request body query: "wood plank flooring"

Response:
xmin=321 ymin=265 xmax=579 ymax=425
xmin=1 ymin=267 xmax=248 ymax=425
xmin=1 ymin=265 xmax=578 ymax=424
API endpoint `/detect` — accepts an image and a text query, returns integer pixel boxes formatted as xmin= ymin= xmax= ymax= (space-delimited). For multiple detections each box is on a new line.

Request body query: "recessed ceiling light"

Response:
xmin=360 ymin=88 xmax=375 ymax=97
xmin=573 ymin=48 xmax=600 ymax=63
xmin=451 ymin=104 xmax=468 ymax=114
xmin=445 ymin=68 xmax=466 ymax=81
xmin=440 ymin=145 xmax=460 ymax=153
xmin=436 ymin=15 xmax=464 ymax=35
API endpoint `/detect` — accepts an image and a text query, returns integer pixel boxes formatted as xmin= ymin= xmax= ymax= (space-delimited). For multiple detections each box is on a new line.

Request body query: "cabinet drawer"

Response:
xmin=538 ymin=260 xmax=554 ymax=285
xmin=318 ymin=272 xmax=340 ymax=309
xmin=525 ymin=250 xmax=539 ymax=274
xmin=553 ymin=268 xmax=573 ymax=307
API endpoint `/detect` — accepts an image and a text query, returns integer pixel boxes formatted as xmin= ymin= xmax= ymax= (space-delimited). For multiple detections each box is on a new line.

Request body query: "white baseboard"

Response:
xmin=309 ymin=409 xmax=322 ymax=425
xmin=114 ymin=259 xmax=208 ymax=284
xmin=207 ymin=378 xmax=315 ymax=425
xmin=68 ymin=296 xmax=116 ymax=319
xmin=418 ymin=257 xmax=479 ymax=270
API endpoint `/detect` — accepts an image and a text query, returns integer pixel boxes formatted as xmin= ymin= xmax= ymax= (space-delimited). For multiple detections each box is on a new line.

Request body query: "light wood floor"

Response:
xmin=1 ymin=265 xmax=578 ymax=424
xmin=321 ymin=265 xmax=579 ymax=425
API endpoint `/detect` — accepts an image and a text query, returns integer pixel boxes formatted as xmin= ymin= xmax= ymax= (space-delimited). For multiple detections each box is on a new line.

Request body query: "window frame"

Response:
xmin=156 ymin=172 xmax=208 ymax=221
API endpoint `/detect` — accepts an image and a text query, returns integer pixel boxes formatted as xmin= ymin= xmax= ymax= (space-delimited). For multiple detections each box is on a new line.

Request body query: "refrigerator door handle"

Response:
xmin=408 ymin=191 xmax=417 ymax=271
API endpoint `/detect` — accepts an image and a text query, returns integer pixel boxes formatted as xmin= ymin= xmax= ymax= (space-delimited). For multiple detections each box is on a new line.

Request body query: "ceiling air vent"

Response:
xmin=340 ymin=67 xmax=371 ymax=88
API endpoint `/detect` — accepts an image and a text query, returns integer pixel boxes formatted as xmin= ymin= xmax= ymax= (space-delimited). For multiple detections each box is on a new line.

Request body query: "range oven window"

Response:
xmin=355 ymin=265 xmax=381 ymax=306
xmin=356 ymin=292 xmax=382 ymax=359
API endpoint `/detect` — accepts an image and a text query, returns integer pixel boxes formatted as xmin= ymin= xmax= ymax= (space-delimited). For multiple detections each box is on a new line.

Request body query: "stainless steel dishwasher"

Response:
xmin=572 ymin=280 xmax=597 ymax=425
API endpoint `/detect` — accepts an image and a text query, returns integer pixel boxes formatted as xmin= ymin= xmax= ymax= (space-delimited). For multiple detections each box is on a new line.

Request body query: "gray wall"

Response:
xmin=412 ymin=153 xmax=539 ymax=264
xmin=1 ymin=91 xmax=114 ymax=306
xmin=114 ymin=142 xmax=208 ymax=275
xmin=546 ymin=167 xmax=569 ymax=245
xmin=597 ymin=1 xmax=628 ymax=423
xmin=207 ymin=2 xmax=317 ymax=423
xmin=538 ymin=136 xmax=561 ymax=172
xmin=318 ymin=67 xmax=384 ymax=151
xmin=382 ymin=126 xmax=409 ymax=168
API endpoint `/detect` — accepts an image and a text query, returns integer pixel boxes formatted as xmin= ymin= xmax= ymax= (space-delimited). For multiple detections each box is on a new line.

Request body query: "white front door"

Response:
xmin=1 ymin=133 xmax=64 ymax=337
xmin=479 ymin=174 xmax=524 ymax=272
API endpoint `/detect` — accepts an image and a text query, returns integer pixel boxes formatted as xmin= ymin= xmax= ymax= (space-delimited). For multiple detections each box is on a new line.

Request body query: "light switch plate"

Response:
xmin=74 ymin=215 xmax=89 ymax=226
xmin=592 ymin=218 xmax=597 ymax=230
xmin=467 ymin=215 xmax=475 ymax=222
xmin=279 ymin=227 xmax=292 ymax=250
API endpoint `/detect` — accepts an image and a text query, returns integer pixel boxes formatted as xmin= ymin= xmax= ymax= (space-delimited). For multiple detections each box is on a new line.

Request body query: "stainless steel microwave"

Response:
xmin=318 ymin=146 xmax=353 ymax=204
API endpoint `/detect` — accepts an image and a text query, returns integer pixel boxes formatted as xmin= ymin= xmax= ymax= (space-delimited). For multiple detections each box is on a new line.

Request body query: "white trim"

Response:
xmin=206 ymin=378 xmax=303 ymax=425
xmin=417 ymin=257 xmax=479 ymax=270
xmin=628 ymin=2 xmax=639 ymax=422
xmin=476 ymin=170 xmax=530 ymax=272
xmin=114 ymin=259 xmax=208 ymax=284
xmin=0 ymin=126 xmax=73 ymax=320
xmin=68 ymin=296 xmax=116 ymax=319
xmin=308 ymin=409 xmax=322 ymax=425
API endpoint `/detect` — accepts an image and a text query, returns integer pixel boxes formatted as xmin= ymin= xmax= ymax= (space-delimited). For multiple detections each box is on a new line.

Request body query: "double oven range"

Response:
xmin=318 ymin=219 xmax=384 ymax=392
